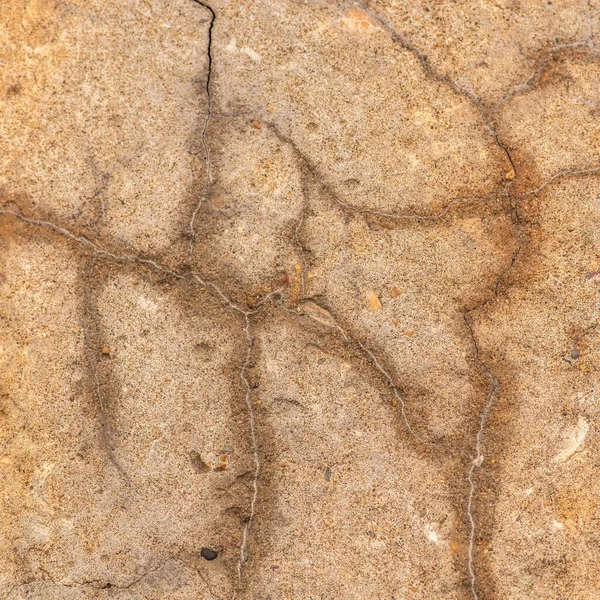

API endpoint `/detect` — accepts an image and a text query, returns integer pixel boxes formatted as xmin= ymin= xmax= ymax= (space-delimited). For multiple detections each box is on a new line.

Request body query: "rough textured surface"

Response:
xmin=1 ymin=1 xmax=599 ymax=599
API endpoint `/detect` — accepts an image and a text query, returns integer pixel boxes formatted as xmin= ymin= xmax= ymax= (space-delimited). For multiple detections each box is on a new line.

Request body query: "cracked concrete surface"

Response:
xmin=1 ymin=0 xmax=599 ymax=598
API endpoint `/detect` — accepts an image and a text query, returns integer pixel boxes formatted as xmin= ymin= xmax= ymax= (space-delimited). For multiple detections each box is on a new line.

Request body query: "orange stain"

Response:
xmin=341 ymin=9 xmax=374 ymax=31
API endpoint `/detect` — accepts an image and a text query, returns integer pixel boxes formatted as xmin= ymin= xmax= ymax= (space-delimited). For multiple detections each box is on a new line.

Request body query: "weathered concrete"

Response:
xmin=1 ymin=1 xmax=599 ymax=598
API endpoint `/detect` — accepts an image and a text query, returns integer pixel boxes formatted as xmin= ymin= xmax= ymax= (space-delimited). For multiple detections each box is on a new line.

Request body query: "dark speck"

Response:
xmin=201 ymin=547 xmax=218 ymax=561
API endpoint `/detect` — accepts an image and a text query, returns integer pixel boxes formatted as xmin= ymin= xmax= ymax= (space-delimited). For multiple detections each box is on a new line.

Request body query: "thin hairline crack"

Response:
xmin=3 ymin=0 xmax=599 ymax=595
xmin=0 ymin=205 xmax=277 ymax=584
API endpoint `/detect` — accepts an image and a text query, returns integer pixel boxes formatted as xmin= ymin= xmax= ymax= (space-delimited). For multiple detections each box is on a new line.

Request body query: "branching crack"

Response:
xmin=4 ymin=2 xmax=600 ymax=597
xmin=268 ymin=121 xmax=496 ymax=225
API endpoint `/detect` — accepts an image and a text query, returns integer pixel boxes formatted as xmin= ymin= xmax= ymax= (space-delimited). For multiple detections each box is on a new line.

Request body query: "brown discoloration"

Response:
xmin=471 ymin=174 xmax=600 ymax=597
xmin=496 ymin=51 xmax=600 ymax=193
xmin=2 ymin=0 xmax=600 ymax=597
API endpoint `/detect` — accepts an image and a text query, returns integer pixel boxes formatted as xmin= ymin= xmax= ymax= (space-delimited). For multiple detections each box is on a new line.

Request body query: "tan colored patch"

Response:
xmin=340 ymin=9 xmax=375 ymax=31
xmin=367 ymin=290 xmax=382 ymax=311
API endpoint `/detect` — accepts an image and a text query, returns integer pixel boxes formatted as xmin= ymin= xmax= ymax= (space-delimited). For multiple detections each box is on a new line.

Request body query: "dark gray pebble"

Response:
xmin=201 ymin=547 xmax=218 ymax=561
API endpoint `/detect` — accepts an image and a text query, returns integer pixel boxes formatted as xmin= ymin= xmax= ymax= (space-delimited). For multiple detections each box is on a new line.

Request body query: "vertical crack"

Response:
xmin=236 ymin=313 xmax=258 ymax=583
xmin=189 ymin=0 xmax=216 ymax=261
xmin=463 ymin=312 xmax=499 ymax=600
xmin=188 ymin=275 xmax=285 ymax=590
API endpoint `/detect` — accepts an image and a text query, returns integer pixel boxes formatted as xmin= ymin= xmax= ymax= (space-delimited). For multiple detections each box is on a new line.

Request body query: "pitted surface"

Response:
xmin=1 ymin=1 xmax=599 ymax=598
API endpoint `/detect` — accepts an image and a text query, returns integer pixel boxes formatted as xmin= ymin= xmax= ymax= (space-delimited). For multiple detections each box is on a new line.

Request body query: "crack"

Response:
xmin=462 ymin=312 xmax=499 ymax=600
xmin=293 ymin=172 xmax=311 ymax=300
xmin=455 ymin=175 xmax=525 ymax=598
xmin=267 ymin=121 xmax=497 ymax=225
xmin=490 ymin=42 xmax=599 ymax=119
xmin=351 ymin=0 xmax=517 ymax=177
xmin=519 ymin=166 xmax=600 ymax=197
xmin=292 ymin=299 xmax=427 ymax=445
xmin=0 ymin=207 xmax=184 ymax=280
xmin=353 ymin=0 xmax=485 ymax=107
xmin=10 ymin=556 xmax=178 ymax=594
xmin=188 ymin=0 xmax=216 ymax=262
xmin=188 ymin=275 xmax=284 ymax=587
xmin=455 ymin=183 xmax=522 ymax=598
xmin=236 ymin=312 xmax=258 ymax=583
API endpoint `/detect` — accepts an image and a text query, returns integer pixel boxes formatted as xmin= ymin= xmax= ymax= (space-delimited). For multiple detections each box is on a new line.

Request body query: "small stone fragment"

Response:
xmin=250 ymin=120 xmax=262 ymax=129
xmin=200 ymin=547 xmax=218 ymax=561
xmin=505 ymin=168 xmax=515 ymax=181
xmin=324 ymin=467 xmax=332 ymax=482
xmin=189 ymin=450 xmax=211 ymax=474
xmin=367 ymin=290 xmax=382 ymax=311
xmin=570 ymin=346 xmax=580 ymax=359
xmin=554 ymin=416 xmax=589 ymax=462
xmin=299 ymin=301 xmax=338 ymax=328
xmin=390 ymin=287 xmax=403 ymax=298
xmin=214 ymin=454 xmax=228 ymax=472
xmin=101 ymin=346 xmax=110 ymax=355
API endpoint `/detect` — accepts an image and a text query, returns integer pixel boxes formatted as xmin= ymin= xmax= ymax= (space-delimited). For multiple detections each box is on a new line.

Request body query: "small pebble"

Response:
xmin=101 ymin=346 xmax=110 ymax=355
xmin=390 ymin=287 xmax=403 ymax=298
xmin=250 ymin=120 xmax=262 ymax=129
xmin=201 ymin=547 xmax=218 ymax=561
xmin=570 ymin=346 xmax=580 ymax=359
xmin=214 ymin=455 xmax=228 ymax=472
xmin=189 ymin=450 xmax=211 ymax=474
xmin=324 ymin=467 xmax=332 ymax=482
xmin=367 ymin=290 xmax=382 ymax=312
